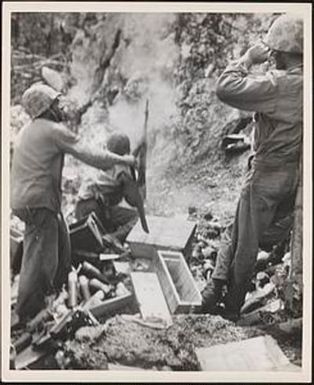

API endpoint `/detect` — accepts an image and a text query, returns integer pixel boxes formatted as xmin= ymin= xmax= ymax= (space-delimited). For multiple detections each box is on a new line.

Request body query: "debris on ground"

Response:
xmin=221 ymin=134 xmax=251 ymax=155
xmin=277 ymin=317 xmax=302 ymax=336
xmin=10 ymin=206 xmax=302 ymax=370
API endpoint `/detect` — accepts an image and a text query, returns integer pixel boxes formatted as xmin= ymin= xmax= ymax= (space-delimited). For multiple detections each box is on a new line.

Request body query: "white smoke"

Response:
xmin=66 ymin=13 xmax=181 ymax=195
xmin=107 ymin=13 xmax=180 ymax=152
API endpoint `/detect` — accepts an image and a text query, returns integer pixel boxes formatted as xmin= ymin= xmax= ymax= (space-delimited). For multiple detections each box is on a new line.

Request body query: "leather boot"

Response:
xmin=201 ymin=278 xmax=225 ymax=314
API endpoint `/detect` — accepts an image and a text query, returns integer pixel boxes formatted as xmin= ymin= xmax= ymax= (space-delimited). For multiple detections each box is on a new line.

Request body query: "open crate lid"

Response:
xmin=126 ymin=215 xmax=196 ymax=250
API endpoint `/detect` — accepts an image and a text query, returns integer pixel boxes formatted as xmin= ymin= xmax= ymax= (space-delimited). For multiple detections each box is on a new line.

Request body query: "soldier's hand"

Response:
xmin=246 ymin=42 xmax=271 ymax=65
xmin=123 ymin=154 xmax=138 ymax=169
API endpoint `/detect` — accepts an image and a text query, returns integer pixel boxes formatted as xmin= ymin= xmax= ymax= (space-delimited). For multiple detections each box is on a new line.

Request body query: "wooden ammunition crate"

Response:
xmin=69 ymin=212 xmax=104 ymax=253
xmin=153 ymin=250 xmax=202 ymax=314
xmin=126 ymin=215 xmax=196 ymax=259
xmin=90 ymin=292 xmax=134 ymax=319
xmin=131 ymin=272 xmax=172 ymax=325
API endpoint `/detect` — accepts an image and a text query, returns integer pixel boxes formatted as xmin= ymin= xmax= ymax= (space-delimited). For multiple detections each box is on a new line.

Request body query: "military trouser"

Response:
xmin=212 ymin=162 xmax=299 ymax=313
xmin=12 ymin=208 xmax=71 ymax=321
xmin=75 ymin=198 xmax=138 ymax=242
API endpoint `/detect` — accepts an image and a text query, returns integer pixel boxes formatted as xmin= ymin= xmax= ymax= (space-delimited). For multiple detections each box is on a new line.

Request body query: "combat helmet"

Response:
xmin=106 ymin=132 xmax=131 ymax=155
xmin=264 ymin=15 xmax=303 ymax=54
xmin=22 ymin=83 xmax=61 ymax=119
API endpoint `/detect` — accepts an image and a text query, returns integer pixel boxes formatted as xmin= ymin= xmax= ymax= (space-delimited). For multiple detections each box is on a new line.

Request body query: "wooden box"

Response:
xmin=153 ymin=250 xmax=202 ymax=314
xmin=130 ymin=272 xmax=172 ymax=325
xmin=69 ymin=212 xmax=104 ymax=252
xmin=126 ymin=215 xmax=196 ymax=259
xmin=90 ymin=292 xmax=134 ymax=319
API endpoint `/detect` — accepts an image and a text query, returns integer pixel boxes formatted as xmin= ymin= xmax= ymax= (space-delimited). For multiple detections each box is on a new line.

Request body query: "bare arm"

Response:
xmin=53 ymin=124 xmax=136 ymax=170
xmin=67 ymin=143 xmax=136 ymax=171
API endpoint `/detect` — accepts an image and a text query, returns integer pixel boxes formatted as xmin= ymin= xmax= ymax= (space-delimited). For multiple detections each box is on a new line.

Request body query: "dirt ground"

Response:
xmin=58 ymin=313 xmax=301 ymax=370
xmin=61 ymin=314 xmax=260 ymax=370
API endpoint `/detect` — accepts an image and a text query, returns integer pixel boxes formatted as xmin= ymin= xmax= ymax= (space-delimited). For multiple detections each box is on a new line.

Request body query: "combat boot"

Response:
xmin=221 ymin=287 xmax=243 ymax=322
xmin=219 ymin=307 xmax=240 ymax=322
xmin=201 ymin=278 xmax=225 ymax=313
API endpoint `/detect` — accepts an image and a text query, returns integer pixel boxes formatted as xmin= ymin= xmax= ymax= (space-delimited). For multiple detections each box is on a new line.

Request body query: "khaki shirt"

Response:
xmin=11 ymin=119 xmax=79 ymax=212
xmin=78 ymin=164 xmax=132 ymax=207
xmin=216 ymin=62 xmax=303 ymax=167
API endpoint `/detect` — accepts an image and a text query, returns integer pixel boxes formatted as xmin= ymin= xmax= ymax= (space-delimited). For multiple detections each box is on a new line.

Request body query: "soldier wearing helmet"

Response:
xmin=202 ymin=15 xmax=303 ymax=320
xmin=75 ymin=132 xmax=141 ymax=250
xmin=11 ymin=83 xmax=136 ymax=323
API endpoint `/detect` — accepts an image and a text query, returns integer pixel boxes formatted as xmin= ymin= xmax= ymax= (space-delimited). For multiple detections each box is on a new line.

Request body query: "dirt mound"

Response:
xmin=62 ymin=314 xmax=262 ymax=370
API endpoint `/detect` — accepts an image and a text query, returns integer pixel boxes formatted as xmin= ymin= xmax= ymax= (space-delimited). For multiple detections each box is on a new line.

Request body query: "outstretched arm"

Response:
xmin=69 ymin=144 xmax=136 ymax=171
xmin=53 ymin=124 xmax=136 ymax=170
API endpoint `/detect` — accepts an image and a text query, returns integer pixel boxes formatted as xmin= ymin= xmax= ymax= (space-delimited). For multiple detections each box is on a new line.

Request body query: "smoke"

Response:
xmin=107 ymin=13 xmax=180 ymax=155
xmin=68 ymin=13 xmax=180 ymax=164
xmin=68 ymin=29 xmax=100 ymax=105
xmin=66 ymin=12 xmax=185 ymax=204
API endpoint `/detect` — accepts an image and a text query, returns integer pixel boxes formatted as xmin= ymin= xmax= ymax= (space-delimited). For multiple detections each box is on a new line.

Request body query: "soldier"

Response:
xmin=75 ymin=132 xmax=139 ymax=249
xmin=202 ymin=15 xmax=303 ymax=321
xmin=11 ymin=84 xmax=136 ymax=323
